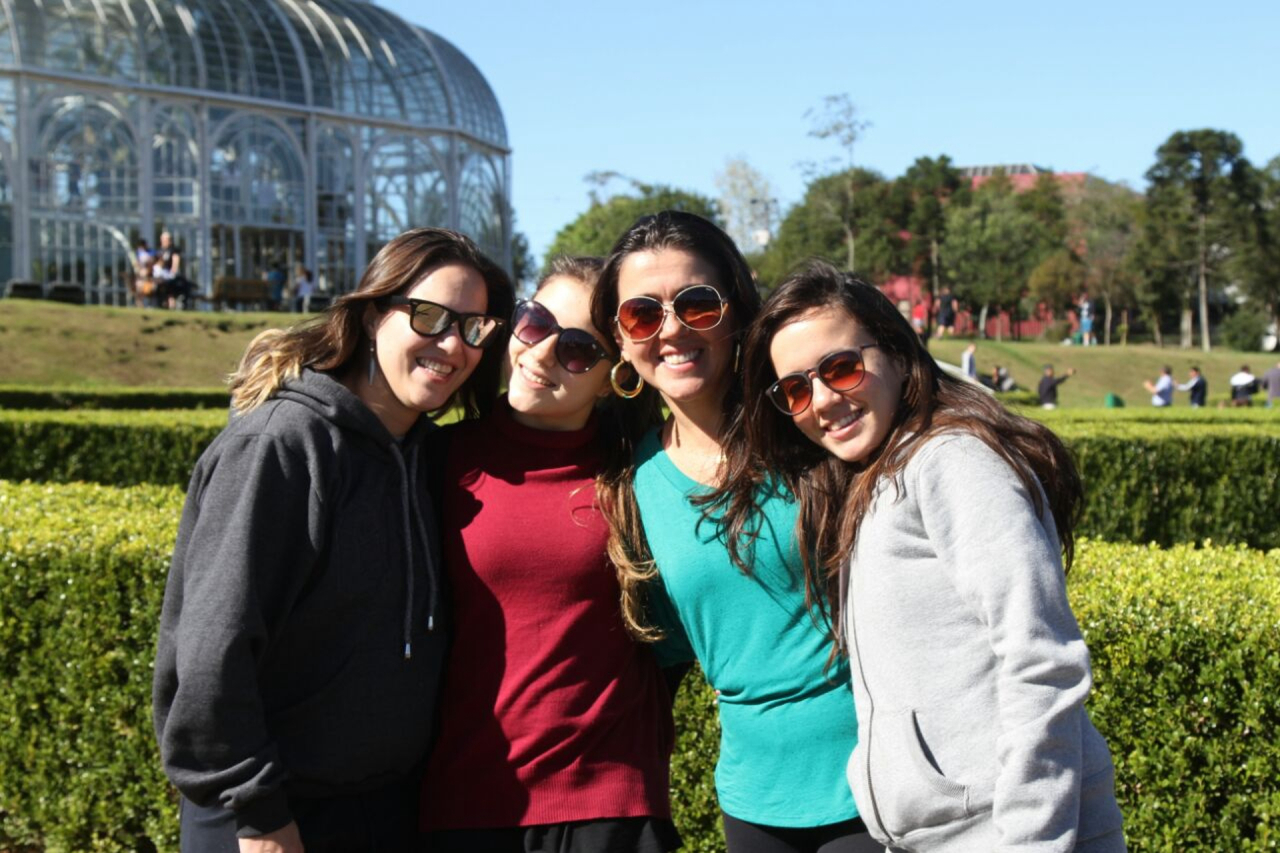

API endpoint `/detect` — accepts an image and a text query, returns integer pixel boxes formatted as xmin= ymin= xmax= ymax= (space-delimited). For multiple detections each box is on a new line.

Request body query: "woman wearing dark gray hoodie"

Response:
xmin=152 ymin=228 xmax=512 ymax=853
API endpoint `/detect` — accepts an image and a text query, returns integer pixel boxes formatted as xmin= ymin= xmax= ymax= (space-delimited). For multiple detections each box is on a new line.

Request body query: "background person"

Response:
xmin=590 ymin=211 xmax=876 ymax=853
xmin=933 ymin=285 xmax=956 ymax=338
xmin=421 ymin=257 xmax=677 ymax=852
xmin=961 ymin=342 xmax=977 ymax=380
xmin=1262 ymin=360 xmax=1280 ymax=408
xmin=1178 ymin=366 xmax=1208 ymax=408
xmin=153 ymin=231 xmax=187 ymax=309
xmin=152 ymin=228 xmax=513 ymax=853
xmin=1144 ymin=366 xmax=1174 ymax=407
xmin=1229 ymin=365 xmax=1259 ymax=406
xmin=294 ymin=266 xmax=315 ymax=313
xmin=134 ymin=238 xmax=156 ymax=308
xmin=1037 ymin=363 xmax=1075 ymax=409
xmin=739 ymin=261 xmax=1125 ymax=851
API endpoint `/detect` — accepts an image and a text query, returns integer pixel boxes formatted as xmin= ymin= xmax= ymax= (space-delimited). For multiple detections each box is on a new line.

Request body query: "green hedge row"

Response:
xmin=2 ymin=411 xmax=1277 ymax=548
xmin=0 ymin=385 xmax=230 ymax=411
xmin=0 ymin=410 xmax=226 ymax=487
xmin=3 ymin=480 xmax=1278 ymax=850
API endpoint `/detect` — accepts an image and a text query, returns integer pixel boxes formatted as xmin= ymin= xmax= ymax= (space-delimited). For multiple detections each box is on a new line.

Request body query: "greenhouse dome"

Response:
xmin=0 ymin=0 xmax=510 ymax=302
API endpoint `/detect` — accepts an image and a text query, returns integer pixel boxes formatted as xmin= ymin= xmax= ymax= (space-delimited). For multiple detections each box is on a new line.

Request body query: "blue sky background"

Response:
xmin=380 ymin=0 xmax=1279 ymax=262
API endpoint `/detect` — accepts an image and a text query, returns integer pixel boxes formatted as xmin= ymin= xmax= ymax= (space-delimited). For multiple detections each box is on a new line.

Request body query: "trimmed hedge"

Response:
xmin=2 ymin=482 xmax=1278 ymax=850
xmin=0 ymin=410 xmax=226 ymax=486
xmin=0 ymin=481 xmax=181 ymax=853
xmin=0 ymin=385 xmax=230 ymax=411
xmin=1055 ymin=423 xmax=1280 ymax=550
xmin=2 ymin=411 xmax=1277 ymax=548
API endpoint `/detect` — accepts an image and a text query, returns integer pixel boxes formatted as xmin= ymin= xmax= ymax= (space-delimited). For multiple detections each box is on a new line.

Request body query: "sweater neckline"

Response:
xmin=493 ymin=397 xmax=599 ymax=450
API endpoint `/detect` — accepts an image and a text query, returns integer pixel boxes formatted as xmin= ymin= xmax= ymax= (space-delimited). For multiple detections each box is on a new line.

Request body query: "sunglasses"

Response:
xmin=615 ymin=284 xmax=728 ymax=342
xmin=378 ymin=296 xmax=506 ymax=349
xmin=766 ymin=346 xmax=880 ymax=416
xmin=512 ymin=299 xmax=610 ymax=374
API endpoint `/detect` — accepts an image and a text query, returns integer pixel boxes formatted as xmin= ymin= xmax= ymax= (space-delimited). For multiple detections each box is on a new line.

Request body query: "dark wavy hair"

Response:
xmin=715 ymin=260 xmax=1083 ymax=652
xmin=230 ymin=227 xmax=513 ymax=419
xmin=588 ymin=210 xmax=763 ymax=639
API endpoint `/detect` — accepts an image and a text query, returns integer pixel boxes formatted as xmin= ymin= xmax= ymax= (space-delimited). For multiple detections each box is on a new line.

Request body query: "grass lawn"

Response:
xmin=928 ymin=336 xmax=1278 ymax=409
xmin=0 ymin=299 xmax=301 ymax=387
xmin=2 ymin=299 xmax=1277 ymax=412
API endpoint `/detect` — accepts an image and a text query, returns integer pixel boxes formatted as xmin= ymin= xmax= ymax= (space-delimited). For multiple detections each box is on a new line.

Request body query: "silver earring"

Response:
xmin=367 ymin=341 xmax=377 ymax=385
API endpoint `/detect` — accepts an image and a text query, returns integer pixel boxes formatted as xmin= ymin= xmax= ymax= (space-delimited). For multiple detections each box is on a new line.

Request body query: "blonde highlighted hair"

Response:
xmin=227 ymin=228 xmax=513 ymax=416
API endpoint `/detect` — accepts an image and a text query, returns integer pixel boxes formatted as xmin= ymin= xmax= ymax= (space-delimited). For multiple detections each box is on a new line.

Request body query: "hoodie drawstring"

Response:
xmin=390 ymin=442 xmax=439 ymax=660
xmin=407 ymin=444 xmax=439 ymax=635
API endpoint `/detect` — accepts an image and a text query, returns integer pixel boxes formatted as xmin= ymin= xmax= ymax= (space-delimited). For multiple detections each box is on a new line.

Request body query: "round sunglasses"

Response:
xmin=766 ymin=346 xmax=880 ymax=416
xmin=512 ymin=299 xmax=610 ymax=374
xmin=378 ymin=295 xmax=506 ymax=349
xmin=615 ymin=284 xmax=728 ymax=342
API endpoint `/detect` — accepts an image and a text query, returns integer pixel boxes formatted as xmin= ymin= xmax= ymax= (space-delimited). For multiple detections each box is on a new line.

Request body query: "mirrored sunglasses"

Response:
xmin=379 ymin=295 xmax=506 ymax=349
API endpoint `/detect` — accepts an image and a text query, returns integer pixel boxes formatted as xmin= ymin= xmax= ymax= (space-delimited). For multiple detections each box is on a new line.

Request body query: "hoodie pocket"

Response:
xmin=872 ymin=709 xmax=971 ymax=836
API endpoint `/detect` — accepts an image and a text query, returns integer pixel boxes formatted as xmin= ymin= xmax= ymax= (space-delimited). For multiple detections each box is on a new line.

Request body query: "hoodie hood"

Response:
xmin=273 ymin=368 xmax=435 ymax=449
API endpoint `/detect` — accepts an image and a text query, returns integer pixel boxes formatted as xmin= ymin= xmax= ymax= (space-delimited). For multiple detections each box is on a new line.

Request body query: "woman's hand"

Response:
xmin=239 ymin=821 xmax=304 ymax=853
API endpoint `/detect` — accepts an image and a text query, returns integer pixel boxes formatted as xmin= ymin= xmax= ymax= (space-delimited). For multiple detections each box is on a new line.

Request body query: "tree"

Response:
xmin=1144 ymin=129 xmax=1260 ymax=351
xmin=1231 ymin=154 xmax=1280 ymax=336
xmin=803 ymin=94 xmax=871 ymax=271
xmin=901 ymin=155 xmax=969 ymax=337
xmin=1066 ymin=177 xmax=1142 ymax=345
xmin=755 ymin=168 xmax=905 ymax=290
xmin=944 ymin=176 xmax=1043 ymax=339
xmin=545 ymin=178 xmax=719 ymax=263
xmin=1027 ymin=250 xmax=1085 ymax=321
xmin=509 ymin=228 xmax=537 ymax=300
xmin=714 ymin=158 xmax=776 ymax=252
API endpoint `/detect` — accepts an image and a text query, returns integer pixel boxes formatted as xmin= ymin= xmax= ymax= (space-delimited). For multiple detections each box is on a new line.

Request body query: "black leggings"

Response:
xmin=721 ymin=813 xmax=881 ymax=853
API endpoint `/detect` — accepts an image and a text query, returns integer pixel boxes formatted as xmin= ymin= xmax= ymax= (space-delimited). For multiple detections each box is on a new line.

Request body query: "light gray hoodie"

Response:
xmin=843 ymin=433 xmax=1125 ymax=852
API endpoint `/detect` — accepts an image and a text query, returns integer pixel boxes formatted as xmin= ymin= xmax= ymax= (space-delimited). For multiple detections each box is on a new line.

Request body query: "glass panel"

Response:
xmin=316 ymin=124 xmax=355 ymax=293
xmin=458 ymin=148 xmax=506 ymax=262
xmin=419 ymin=30 xmax=508 ymax=148
xmin=365 ymin=134 xmax=448 ymax=259
xmin=28 ymin=92 xmax=139 ymax=300
xmin=10 ymin=0 xmax=141 ymax=80
xmin=210 ymin=114 xmax=305 ymax=227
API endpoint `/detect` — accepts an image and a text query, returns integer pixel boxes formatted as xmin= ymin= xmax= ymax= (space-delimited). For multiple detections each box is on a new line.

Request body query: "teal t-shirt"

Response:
xmin=634 ymin=429 xmax=859 ymax=827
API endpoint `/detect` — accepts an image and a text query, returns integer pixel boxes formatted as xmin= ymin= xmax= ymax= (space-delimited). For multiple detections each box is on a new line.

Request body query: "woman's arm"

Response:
xmin=154 ymin=433 xmax=325 ymax=837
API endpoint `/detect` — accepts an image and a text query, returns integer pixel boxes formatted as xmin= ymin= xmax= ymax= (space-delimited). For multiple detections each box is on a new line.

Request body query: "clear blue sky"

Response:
xmin=380 ymin=0 xmax=1279 ymax=262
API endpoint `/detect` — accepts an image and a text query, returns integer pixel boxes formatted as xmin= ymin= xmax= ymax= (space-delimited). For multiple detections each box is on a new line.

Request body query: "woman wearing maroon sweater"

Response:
xmin=421 ymin=257 xmax=679 ymax=852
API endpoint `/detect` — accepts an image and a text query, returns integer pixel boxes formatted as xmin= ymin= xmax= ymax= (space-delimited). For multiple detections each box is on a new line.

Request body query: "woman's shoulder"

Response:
xmin=904 ymin=430 xmax=1014 ymax=487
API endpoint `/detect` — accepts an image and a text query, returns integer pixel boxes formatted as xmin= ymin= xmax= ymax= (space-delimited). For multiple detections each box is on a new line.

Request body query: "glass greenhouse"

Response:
xmin=0 ymin=0 xmax=510 ymax=303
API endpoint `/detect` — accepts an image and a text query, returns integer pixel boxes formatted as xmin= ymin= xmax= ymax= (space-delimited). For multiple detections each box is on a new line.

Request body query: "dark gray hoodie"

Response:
xmin=153 ymin=369 xmax=446 ymax=837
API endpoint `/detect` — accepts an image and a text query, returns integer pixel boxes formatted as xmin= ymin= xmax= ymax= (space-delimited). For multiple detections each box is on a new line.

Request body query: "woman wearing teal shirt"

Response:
xmin=590 ymin=212 xmax=875 ymax=853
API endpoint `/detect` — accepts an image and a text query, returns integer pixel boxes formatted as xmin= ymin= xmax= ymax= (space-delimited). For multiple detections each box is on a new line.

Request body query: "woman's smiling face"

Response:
xmin=614 ymin=248 xmax=734 ymax=413
xmin=768 ymin=306 xmax=904 ymax=464
xmin=506 ymin=275 xmax=611 ymax=432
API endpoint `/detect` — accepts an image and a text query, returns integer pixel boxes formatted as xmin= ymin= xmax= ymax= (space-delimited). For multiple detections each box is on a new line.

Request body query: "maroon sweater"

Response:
xmin=421 ymin=404 xmax=673 ymax=829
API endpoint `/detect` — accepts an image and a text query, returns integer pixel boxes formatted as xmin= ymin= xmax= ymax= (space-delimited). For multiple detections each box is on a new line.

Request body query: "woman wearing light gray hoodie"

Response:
xmin=717 ymin=262 xmax=1125 ymax=852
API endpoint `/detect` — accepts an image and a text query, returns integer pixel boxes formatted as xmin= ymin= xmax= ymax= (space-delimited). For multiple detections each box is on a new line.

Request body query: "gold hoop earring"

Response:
xmin=610 ymin=361 xmax=644 ymax=399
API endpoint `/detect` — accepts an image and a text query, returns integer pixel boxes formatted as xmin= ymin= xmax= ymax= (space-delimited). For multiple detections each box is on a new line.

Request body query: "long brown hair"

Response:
xmin=587 ymin=211 xmax=762 ymax=640
xmin=229 ymin=228 xmax=513 ymax=417
xmin=718 ymin=260 xmax=1083 ymax=649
